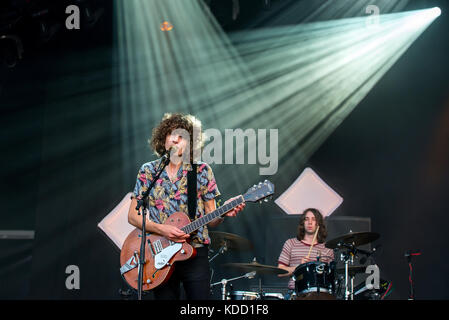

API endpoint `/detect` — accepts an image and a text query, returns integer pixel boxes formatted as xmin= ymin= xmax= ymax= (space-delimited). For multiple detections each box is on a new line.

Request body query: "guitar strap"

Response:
xmin=187 ymin=163 xmax=198 ymax=221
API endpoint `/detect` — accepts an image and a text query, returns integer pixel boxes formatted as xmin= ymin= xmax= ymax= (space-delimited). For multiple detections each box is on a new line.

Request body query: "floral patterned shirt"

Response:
xmin=132 ymin=159 xmax=221 ymax=245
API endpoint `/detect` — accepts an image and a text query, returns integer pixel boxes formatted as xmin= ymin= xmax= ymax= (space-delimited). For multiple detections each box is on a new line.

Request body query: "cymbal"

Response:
xmin=336 ymin=266 xmax=367 ymax=275
xmin=325 ymin=232 xmax=379 ymax=249
xmin=209 ymin=231 xmax=253 ymax=251
xmin=222 ymin=262 xmax=288 ymax=275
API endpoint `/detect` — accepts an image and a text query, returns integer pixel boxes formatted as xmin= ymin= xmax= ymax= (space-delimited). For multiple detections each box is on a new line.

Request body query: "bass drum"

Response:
xmin=293 ymin=261 xmax=336 ymax=300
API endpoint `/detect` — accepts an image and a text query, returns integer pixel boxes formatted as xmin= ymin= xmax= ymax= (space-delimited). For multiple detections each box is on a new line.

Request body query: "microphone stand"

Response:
xmin=406 ymin=253 xmax=415 ymax=300
xmin=135 ymin=154 xmax=170 ymax=300
xmin=405 ymin=250 xmax=421 ymax=300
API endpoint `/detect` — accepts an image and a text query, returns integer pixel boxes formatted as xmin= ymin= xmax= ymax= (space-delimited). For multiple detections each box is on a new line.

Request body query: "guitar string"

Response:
xmin=181 ymin=197 xmax=243 ymax=234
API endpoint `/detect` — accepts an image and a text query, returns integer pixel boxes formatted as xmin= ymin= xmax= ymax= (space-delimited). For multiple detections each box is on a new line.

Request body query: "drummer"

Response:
xmin=277 ymin=208 xmax=334 ymax=295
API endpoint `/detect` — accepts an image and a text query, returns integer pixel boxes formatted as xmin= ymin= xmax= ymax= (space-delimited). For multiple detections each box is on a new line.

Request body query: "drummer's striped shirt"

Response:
xmin=278 ymin=238 xmax=334 ymax=289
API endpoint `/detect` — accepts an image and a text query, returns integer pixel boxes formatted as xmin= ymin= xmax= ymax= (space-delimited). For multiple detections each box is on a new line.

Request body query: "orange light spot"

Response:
xmin=160 ymin=21 xmax=173 ymax=31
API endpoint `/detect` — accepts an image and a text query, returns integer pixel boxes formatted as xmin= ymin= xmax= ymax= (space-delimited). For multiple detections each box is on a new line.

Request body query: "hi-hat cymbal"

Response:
xmin=222 ymin=262 xmax=288 ymax=275
xmin=325 ymin=232 xmax=379 ymax=249
xmin=209 ymin=231 xmax=253 ymax=251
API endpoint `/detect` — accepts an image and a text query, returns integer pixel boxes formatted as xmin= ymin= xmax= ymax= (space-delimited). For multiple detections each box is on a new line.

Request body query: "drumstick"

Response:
xmin=306 ymin=226 xmax=320 ymax=260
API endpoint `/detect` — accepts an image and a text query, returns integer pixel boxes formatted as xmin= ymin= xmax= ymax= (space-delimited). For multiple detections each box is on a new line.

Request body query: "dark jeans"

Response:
xmin=153 ymin=246 xmax=211 ymax=300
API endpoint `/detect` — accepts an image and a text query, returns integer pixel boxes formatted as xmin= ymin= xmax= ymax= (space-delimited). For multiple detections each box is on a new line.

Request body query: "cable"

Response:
xmin=381 ymin=282 xmax=393 ymax=300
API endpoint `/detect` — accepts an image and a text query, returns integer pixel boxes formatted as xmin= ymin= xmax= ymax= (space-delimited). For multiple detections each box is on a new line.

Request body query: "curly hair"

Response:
xmin=149 ymin=113 xmax=204 ymax=162
xmin=296 ymin=208 xmax=328 ymax=243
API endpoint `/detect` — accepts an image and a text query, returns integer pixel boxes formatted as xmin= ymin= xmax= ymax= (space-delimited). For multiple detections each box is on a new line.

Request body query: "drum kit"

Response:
xmin=209 ymin=230 xmax=384 ymax=300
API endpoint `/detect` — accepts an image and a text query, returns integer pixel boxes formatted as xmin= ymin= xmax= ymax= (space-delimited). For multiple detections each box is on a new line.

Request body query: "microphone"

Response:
xmin=161 ymin=146 xmax=177 ymax=163
xmin=404 ymin=250 xmax=421 ymax=258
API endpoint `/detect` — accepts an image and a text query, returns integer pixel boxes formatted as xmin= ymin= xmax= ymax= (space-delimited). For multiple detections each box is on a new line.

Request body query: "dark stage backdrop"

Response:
xmin=0 ymin=0 xmax=448 ymax=299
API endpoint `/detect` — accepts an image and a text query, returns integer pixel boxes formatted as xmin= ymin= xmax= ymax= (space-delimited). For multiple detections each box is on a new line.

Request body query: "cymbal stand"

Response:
xmin=209 ymin=241 xmax=228 ymax=263
xmin=338 ymin=243 xmax=355 ymax=300
xmin=209 ymin=242 xmax=228 ymax=288
xmin=257 ymin=276 xmax=265 ymax=299
xmin=210 ymin=272 xmax=256 ymax=300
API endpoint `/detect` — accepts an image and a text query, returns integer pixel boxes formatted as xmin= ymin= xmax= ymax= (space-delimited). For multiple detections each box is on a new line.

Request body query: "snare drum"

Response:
xmin=293 ymin=261 xmax=335 ymax=297
xmin=228 ymin=291 xmax=260 ymax=300
xmin=261 ymin=292 xmax=284 ymax=300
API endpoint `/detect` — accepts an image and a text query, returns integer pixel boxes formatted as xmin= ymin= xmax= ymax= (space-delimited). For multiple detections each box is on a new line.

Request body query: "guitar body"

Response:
xmin=120 ymin=211 xmax=196 ymax=291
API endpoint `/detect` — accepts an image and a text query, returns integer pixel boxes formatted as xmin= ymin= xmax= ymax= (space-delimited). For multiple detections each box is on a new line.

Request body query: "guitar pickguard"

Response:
xmin=154 ymin=242 xmax=182 ymax=269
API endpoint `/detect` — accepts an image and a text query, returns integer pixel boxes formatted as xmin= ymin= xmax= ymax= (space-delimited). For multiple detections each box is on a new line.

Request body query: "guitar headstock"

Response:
xmin=243 ymin=180 xmax=275 ymax=203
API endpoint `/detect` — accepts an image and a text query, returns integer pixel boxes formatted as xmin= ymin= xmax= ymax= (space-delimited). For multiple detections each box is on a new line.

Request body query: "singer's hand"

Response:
xmin=223 ymin=196 xmax=245 ymax=217
xmin=159 ymin=224 xmax=189 ymax=243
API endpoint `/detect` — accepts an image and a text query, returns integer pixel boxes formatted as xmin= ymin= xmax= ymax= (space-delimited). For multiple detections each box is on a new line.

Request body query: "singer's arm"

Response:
xmin=205 ymin=199 xmax=223 ymax=228
xmin=205 ymin=197 xmax=245 ymax=228
xmin=128 ymin=197 xmax=189 ymax=242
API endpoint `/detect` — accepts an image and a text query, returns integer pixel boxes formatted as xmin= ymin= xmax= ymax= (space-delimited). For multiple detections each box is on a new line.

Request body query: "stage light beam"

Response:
xmin=114 ymin=1 xmax=442 ymax=192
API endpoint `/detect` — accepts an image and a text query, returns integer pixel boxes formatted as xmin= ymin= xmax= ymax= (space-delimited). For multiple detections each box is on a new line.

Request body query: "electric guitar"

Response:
xmin=120 ymin=180 xmax=274 ymax=291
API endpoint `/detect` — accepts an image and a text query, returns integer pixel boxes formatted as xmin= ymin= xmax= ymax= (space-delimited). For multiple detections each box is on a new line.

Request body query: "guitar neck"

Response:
xmin=181 ymin=196 xmax=244 ymax=234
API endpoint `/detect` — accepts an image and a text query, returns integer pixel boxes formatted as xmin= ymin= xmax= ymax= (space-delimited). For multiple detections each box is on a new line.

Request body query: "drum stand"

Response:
xmin=210 ymin=272 xmax=256 ymax=300
xmin=339 ymin=245 xmax=355 ymax=300
xmin=326 ymin=231 xmax=380 ymax=300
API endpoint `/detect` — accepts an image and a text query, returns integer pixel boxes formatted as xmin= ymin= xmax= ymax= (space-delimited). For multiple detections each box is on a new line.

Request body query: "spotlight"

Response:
xmin=432 ymin=7 xmax=441 ymax=17
xmin=424 ymin=7 xmax=441 ymax=19
xmin=0 ymin=35 xmax=23 ymax=68
xmin=406 ymin=7 xmax=442 ymax=31
xmin=160 ymin=21 xmax=174 ymax=32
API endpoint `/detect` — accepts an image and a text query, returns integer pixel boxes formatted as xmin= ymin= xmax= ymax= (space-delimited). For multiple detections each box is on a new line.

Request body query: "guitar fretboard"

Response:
xmin=181 ymin=196 xmax=244 ymax=234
